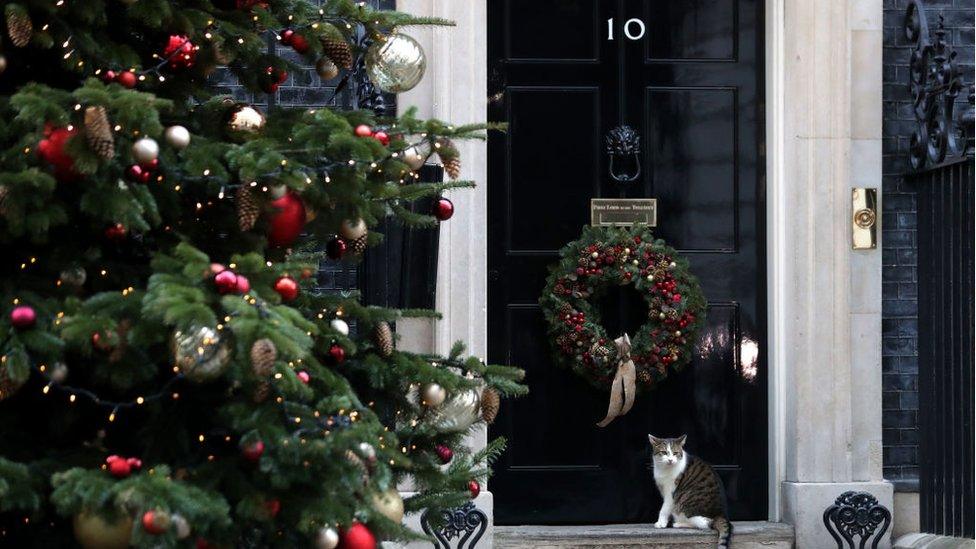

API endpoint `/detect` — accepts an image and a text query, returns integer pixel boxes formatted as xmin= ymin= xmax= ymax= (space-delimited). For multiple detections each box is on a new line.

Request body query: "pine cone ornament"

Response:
xmin=5 ymin=5 xmax=32 ymax=47
xmin=250 ymin=338 xmax=277 ymax=377
xmin=480 ymin=387 xmax=500 ymax=424
xmin=372 ymin=321 xmax=394 ymax=357
xmin=321 ymin=38 xmax=353 ymax=69
xmin=345 ymin=449 xmax=370 ymax=485
xmin=436 ymin=139 xmax=461 ymax=179
xmin=84 ymin=106 xmax=115 ymax=160
xmin=236 ymin=185 xmax=260 ymax=231
xmin=349 ymin=233 xmax=368 ymax=255
xmin=252 ymin=381 xmax=271 ymax=403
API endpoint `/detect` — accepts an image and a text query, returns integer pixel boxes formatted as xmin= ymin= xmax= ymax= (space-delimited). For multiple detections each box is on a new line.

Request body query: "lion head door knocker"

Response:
xmin=605 ymin=125 xmax=641 ymax=184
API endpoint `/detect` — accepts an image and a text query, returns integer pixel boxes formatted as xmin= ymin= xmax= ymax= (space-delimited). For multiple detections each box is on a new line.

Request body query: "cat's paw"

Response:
xmin=653 ymin=520 xmax=668 ymax=529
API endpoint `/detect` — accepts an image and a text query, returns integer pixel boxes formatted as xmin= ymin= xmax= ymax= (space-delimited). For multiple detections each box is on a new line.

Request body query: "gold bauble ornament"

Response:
xmin=164 ymin=125 xmax=191 ymax=150
xmin=339 ymin=218 xmax=367 ymax=240
xmin=316 ymin=57 xmax=340 ymax=80
xmin=371 ymin=488 xmax=404 ymax=523
xmin=172 ymin=325 xmax=231 ymax=383
xmin=364 ymin=33 xmax=426 ymax=93
xmin=73 ymin=511 xmax=133 ymax=549
xmin=226 ymin=104 xmax=266 ymax=139
xmin=430 ymin=386 xmax=482 ymax=433
xmin=420 ymin=383 xmax=446 ymax=407
xmin=401 ymin=144 xmax=428 ymax=171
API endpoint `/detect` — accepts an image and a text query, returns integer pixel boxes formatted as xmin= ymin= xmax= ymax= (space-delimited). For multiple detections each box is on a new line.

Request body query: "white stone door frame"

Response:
xmin=398 ymin=0 xmax=889 ymax=546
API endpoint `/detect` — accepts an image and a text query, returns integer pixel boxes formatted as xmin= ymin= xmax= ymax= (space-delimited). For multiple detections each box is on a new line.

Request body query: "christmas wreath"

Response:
xmin=539 ymin=225 xmax=707 ymax=425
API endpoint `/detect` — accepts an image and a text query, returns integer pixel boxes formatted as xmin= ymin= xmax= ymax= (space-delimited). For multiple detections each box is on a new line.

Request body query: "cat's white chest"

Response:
xmin=653 ymin=462 xmax=685 ymax=498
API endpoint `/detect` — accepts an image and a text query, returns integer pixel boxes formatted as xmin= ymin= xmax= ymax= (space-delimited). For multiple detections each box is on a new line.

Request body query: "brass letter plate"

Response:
xmin=852 ymin=188 xmax=878 ymax=250
xmin=590 ymin=198 xmax=657 ymax=227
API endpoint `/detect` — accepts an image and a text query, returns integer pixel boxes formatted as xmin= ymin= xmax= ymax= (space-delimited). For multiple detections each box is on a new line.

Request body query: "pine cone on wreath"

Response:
xmin=5 ymin=5 xmax=32 ymax=47
xmin=236 ymin=185 xmax=260 ymax=231
xmin=321 ymin=38 xmax=353 ymax=69
xmin=480 ymin=387 xmax=500 ymax=424
xmin=250 ymin=338 xmax=277 ymax=377
xmin=84 ymin=106 xmax=115 ymax=160
xmin=372 ymin=321 xmax=394 ymax=357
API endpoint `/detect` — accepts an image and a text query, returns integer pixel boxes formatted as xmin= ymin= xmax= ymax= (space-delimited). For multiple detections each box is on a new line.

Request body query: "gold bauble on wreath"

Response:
xmin=371 ymin=488 xmax=404 ymax=523
xmin=73 ymin=511 xmax=133 ymax=549
xmin=226 ymin=104 xmax=266 ymax=140
xmin=172 ymin=325 xmax=231 ymax=383
xmin=364 ymin=33 xmax=426 ymax=93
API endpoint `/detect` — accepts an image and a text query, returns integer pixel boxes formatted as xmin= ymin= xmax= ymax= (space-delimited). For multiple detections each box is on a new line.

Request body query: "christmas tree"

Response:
xmin=0 ymin=1 xmax=525 ymax=547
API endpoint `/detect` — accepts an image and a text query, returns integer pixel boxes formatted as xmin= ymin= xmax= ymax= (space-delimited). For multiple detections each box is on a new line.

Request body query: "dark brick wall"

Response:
xmin=882 ymin=0 xmax=974 ymax=484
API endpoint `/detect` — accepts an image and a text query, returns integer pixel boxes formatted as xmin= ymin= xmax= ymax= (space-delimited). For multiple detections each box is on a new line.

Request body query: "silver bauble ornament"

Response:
xmin=172 ymin=325 xmax=231 ymax=383
xmin=170 ymin=513 xmax=191 ymax=540
xmin=365 ymin=33 xmax=426 ymax=93
xmin=60 ymin=266 xmax=87 ymax=287
xmin=357 ymin=441 xmax=376 ymax=461
xmin=131 ymin=137 xmax=159 ymax=164
xmin=339 ymin=218 xmax=367 ymax=240
xmin=164 ymin=125 xmax=191 ymax=150
xmin=421 ymin=383 xmax=447 ymax=407
xmin=316 ymin=57 xmax=340 ymax=80
xmin=330 ymin=318 xmax=350 ymax=336
xmin=401 ymin=145 xmax=427 ymax=171
xmin=371 ymin=488 xmax=404 ymax=523
xmin=430 ymin=386 xmax=482 ymax=433
xmin=315 ymin=526 xmax=340 ymax=549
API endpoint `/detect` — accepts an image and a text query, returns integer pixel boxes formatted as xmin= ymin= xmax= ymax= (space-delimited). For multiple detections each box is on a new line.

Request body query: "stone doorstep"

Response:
xmin=494 ymin=521 xmax=795 ymax=548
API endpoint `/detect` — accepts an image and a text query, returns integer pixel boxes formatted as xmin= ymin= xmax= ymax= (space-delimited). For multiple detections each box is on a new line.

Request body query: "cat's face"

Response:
xmin=648 ymin=434 xmax=687 ymax=466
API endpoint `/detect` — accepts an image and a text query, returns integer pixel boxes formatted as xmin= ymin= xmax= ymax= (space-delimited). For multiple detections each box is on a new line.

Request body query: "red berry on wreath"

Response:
xmin=242 ymin=440 xmax=265 ymax=462
xmin=10 ymin=305 xmax=37 ymax=329
xmin=214 ymin=269 xmax=238 ymax=294
xmin=104 ymin=223 xmax=128 ymax=242
xmin=328 ymin=343 xmax=346 ymax=364
xmin=433 ymin=197 xmax=454 ymax=221
xmin=116 ymin=70 xmax=138 ymax=88
xmin=273 ymin=276 xmax=299 ymax=301
xmin=435 ymin=444 xmax=453 ymax=464
xmin=354 ymin=124 xmax=373 ymax=138
xmin=326 ymin=237 xmax=347 ymax=260
xmin=468 ymin=480 xmax=481 ymax=498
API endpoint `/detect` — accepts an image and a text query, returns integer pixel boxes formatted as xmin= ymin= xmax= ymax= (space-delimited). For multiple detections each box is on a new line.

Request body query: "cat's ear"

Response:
xmin=676 ymin=434 xmax=687 ymax=447
xmin=648 ymin=434 xmax=659 ymax=445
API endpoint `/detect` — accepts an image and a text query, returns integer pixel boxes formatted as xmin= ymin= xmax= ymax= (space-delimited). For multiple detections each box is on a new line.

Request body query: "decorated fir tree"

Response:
xmin=0 ymin=1 xmax=525 ymax=547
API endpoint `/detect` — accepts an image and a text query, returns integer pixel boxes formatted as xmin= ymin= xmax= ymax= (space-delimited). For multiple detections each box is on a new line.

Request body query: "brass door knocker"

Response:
xmin=606 ymin=125 xmax=641 ymax=184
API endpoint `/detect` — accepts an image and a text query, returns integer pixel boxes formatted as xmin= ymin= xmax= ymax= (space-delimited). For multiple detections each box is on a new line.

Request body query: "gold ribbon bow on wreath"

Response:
xmin=596 ymin=333 xmax=636 ymax=427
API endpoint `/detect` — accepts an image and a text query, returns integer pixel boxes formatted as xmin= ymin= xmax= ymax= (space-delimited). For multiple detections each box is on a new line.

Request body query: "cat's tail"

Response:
xmin=713 ymin=516 xmax=732 ymax=549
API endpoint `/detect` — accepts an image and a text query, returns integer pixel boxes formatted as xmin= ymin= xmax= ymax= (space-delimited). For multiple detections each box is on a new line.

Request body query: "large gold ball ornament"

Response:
xmin=371 ymin=488 xmax=404 ymax=523
xmin=339 ymin=218 xmax=367 ymax=241
xmin=73 ymin=511 xmax=133 ymax=549
xmin=226 ymin=104 xmax=266 ymax=139
xmin=430 ymin=386 xmax=482 ymax=433
xmin=172 ymin=325 xmax=231 ymax=383
xmin=315 ymin=57 xmax=340 ymax=80
xmin=364 ymin=33 xmax=426 ymax=93
xmin=420 ymin=383 xmax=447 ymax=407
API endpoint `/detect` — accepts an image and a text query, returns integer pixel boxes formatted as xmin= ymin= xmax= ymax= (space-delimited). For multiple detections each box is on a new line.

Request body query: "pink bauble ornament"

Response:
xmin=214 ymin=270 xmax=238 ymax=294
xmin=9 ymin=305 xmax=36 ymax=329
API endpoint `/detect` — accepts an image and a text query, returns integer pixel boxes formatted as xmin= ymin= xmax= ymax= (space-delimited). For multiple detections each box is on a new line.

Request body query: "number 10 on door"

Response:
xmin=607 ymin=18 xmax=646 ymax=40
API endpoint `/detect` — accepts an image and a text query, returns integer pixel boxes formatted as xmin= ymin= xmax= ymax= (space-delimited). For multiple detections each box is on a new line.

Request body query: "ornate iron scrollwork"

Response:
xmin=420 ymin=502 xmax=488 ymax=549
xmin=904 ymin=0 xmax=974 ymax=172
xmin=605 ymin=125 xmax=642 ymax=184
xmin=823 ymin=491 xmax=892 ymax=549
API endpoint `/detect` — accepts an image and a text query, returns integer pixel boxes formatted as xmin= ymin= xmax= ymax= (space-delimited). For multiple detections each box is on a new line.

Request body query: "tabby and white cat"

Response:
xmin=648 ymin=434 xmax=732 ymax=549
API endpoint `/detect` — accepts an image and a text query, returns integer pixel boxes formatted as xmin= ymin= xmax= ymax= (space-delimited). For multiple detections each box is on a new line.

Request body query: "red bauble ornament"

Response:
xmin=433 ymin=197 xmax=454 ymax=221
xmin=126 ymin=457 xmax=142 ymax=470
xmin=341 ymin=522 xmax=376 ymax=549
xmin=163 ymin=35 xmax=197 ymax=70
xmin=126 ymin=164 xmax=151 ymax=184
xmin=328 ymin=344 xmax=346 ymax=364
xmin=280 ymin=29 xmax=295 ymax=45
xmin=372 ymin=131 xmax=389 ymax=146
xmin=140 ymin=158 xmax=159 ymax=171
xmin=107 ymin=456 xmax=132 ymax=478
xmin=235 ymin=274 xmax=251 ymax=294
xmin=273 ymin=276 xmax=299 ymax=301
xmin=104 ymin=223 xmax=128 ymax=242
xmin=242 ymin=440 xmax=265 ymax=462
xmin=9 ymin=305 xmax=37 ymax=329
xmin=326 ymin=237 xmax=348 ymax=260
xmin=214 ymin=270 xmax=239 ymax=294
xmin=92 ymin=331 xmax=114 ymax=351
xmin=435 ymin=444 xmax=453 ymax=464
xmin=467 ymin=480 xmax=481 ymax=499
xmin=290 ymin=34 xmax=309 ymax=54
xmin=296 ymin=371 xmax=310 ymax=384
xmin=266 ymin=192 xmax=306 ymax=247
xmin=263 ymin=499 xmax=281 ymax=519
xmin=37 ymin=126 xmax=79 ymax=182
xmin=142 ymin=510 xmax=168 ymax=535
xmin=116 ymin=70 xmax=138 ymax=88
xmin=100 ymin=70 xmax=117 ymax=83
xmin=354 ymin=124 xmax=373 ymax=138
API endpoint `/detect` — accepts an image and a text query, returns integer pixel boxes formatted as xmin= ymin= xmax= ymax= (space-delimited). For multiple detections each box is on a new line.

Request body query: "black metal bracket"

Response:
xmin=823 ymin=491 xmax=892 ymax=549
xmin=420 ymin=502 xmax=488 ymax=549
xmin=904 ymin=0 xmax=975 ymax=172
xmin=605 ymin=125 xmax=642 ymax=184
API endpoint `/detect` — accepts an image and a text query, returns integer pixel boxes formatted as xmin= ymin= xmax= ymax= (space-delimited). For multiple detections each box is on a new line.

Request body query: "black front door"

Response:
xmin=487 ymin=0 xmax=766 ymax=524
